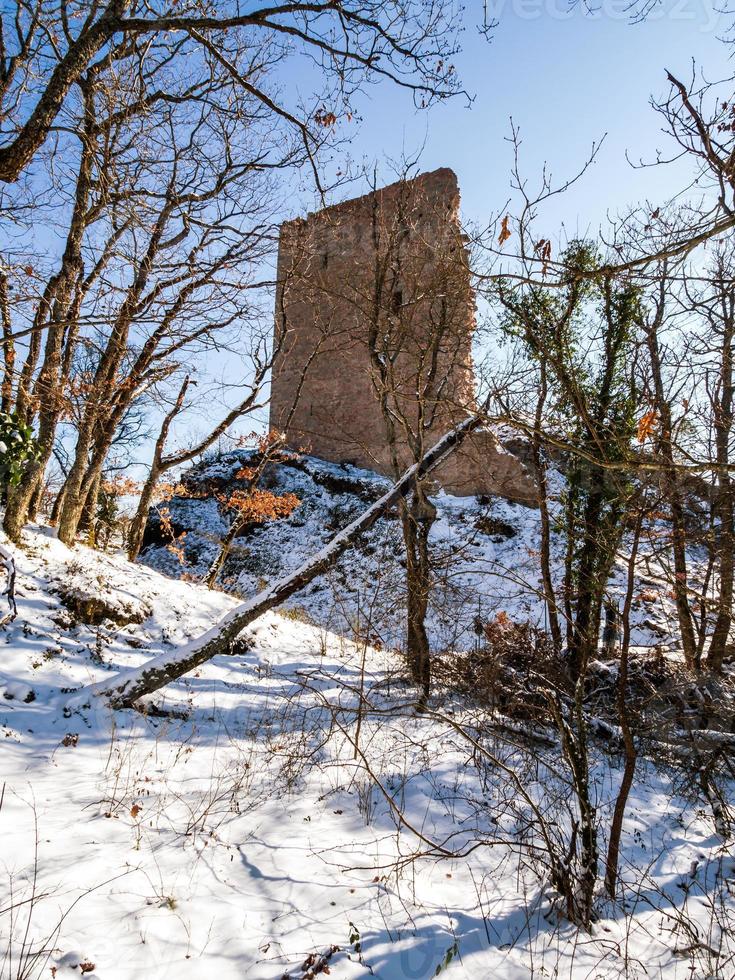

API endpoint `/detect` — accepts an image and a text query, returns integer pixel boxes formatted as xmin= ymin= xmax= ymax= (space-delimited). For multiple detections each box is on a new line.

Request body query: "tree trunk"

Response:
xmin=533 ymin=359 xmax=562 ymax=651
xmin=708 ymin=287 xmax=734 ymax=671
xmin=400 ymin=486 xmax=435 ymax=702
xmin=78 ymin=470 xmax=102 ymax=543
xmin=55 ymin=421 xmax=96 ymax=544
xmin=205 ymin=509 xmax=247 ymax=589
xmin=710 ymin=479 xmax=734 ymax=671
xmin=50 ymin=477 xmax=65 ymax=527
xmin=605 ymin=509 xmax=643 ymax=899
xmin=567 ymin=460 xmax=614 ymax=678
xmin=646 ymin=315 xmax=698 ymax=669
xmin=2 ymin=484 xmax=30 ymax=543
xmin=28 ymin=477 xmax=44 ymax=522
xmin=70 ymin=413 xmax=483 ymax=710
xmin=127 ymin=464 xmax=161 ymax=563
xmin=128 ymin=376 xmax=190 ymax=562
xmin=0 ymin=272 xmax=15 ymax=414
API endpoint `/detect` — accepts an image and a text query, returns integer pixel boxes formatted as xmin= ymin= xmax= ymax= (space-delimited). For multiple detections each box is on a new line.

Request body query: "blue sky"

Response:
xmin=205 ymin=4 xmax=730 ymax=439
xmin=293 ymin=1 xmax=733 ymax=233
xmin=122 ymin=4 xmax=735 ymax=466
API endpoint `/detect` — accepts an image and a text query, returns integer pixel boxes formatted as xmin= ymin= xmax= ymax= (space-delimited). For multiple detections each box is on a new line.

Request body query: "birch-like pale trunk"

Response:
xmin=70 ymin=411 xmax=484 ymax=710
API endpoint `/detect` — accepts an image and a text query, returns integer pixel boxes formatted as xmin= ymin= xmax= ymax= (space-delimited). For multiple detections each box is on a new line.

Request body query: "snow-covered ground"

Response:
xmin=1 ymin=519 xmax=734 ymax=979
xmin=140 ymin=451 xmax=683 ymax=656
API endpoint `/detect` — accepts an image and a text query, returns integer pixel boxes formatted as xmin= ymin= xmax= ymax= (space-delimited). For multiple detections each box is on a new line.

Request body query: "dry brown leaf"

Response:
xmin=498 ymin=215 xmax=511 ymax=246
xmin=636 ymin=410 xmax=657 ymax=444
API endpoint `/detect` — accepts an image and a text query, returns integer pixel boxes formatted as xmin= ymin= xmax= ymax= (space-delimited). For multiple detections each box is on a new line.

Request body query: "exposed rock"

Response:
xmin=57 ymin=583 xmax=152 ymax=627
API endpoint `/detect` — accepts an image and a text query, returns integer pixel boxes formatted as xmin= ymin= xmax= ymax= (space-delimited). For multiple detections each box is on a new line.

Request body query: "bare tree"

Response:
xmin=0 ymin=0 xmax=462 ymax=185
xmin=493 ymin=242 xmax=641 ymax=677
xmin=685 ymin=250 xmax=735 ymax=670
xmin=642 ymin=266 xmax=699 ymax=669
xmin=359 ymin=174 xmax=478 ymax=700
xmin=0 ymin=0 xmax=465 ymax=547
xmin=71 ymin=411 xmax=484 ymax=709
xmin=270 ymin=168 xmax=485 ymax=700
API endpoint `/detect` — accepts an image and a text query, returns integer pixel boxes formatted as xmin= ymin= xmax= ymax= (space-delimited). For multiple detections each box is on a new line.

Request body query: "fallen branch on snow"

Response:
xmin=69 ymin=412 xmax=486 ymax=710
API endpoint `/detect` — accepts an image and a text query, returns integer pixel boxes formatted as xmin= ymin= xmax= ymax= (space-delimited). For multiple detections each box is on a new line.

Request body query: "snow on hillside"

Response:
xmin=140 ymin=451 xmax=680 ymax=656
xmin=1 ymin=518 xmax=733 ymax=979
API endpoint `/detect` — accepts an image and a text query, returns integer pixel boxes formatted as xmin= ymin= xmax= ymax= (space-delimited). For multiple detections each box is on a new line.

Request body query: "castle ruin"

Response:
xmin=269 ymin=169 xmax=536 ymax=506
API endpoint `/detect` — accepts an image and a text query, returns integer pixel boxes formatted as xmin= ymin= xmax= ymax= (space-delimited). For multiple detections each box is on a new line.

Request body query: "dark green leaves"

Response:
xmin=0 ymin=412 xmax=40 ymax=487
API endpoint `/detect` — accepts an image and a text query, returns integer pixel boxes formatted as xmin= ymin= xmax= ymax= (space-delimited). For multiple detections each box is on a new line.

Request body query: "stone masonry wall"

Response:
xmin=269 ymin=169 xmax=537 ymax=505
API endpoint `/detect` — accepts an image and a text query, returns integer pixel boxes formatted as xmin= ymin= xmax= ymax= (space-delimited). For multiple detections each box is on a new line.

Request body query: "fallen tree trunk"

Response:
xmin=71 ymin=412 xmax=485 ymax=710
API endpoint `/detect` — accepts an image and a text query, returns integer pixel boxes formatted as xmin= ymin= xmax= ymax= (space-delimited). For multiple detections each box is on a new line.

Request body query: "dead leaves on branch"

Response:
xmin=535 ymin=238 xmax=552 ymax=276
xmin=498 ymin=215 xmax=511 ymax=246
xmin=218 ymin=488 xmax=299 ymax=525
xmin=156 ymin=442 xmax=299 ymax=572
xmin=313 ymin=107 xmax=353 ymax=129
xmin=717 ymin=100 xmax=735 ymax=134
xmin=636 ymin=410 xmax=658 ymax=444
xmin=497 ymin=220 xmax=554 ymax=277
xmin=101 ymin=475 xmax=139 ymax=498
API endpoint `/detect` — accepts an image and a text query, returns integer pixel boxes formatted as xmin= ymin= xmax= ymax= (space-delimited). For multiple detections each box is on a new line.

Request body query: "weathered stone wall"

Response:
xmin=269 ymin=168 xmax=537 ymax=505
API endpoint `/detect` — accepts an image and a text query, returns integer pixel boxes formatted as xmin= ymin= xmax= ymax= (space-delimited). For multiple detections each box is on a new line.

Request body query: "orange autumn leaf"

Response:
xmin=498 ymin=215 xmax=512 ymax=246
xmin=130 ymin=804 xmax=142 ymax=819
xmin=102 ymin=475 xmax=140 ymax=497
xmin=636 ymin=410 xmax=657 ymax=444
xmin=224 ymin=489 xmax=299 ymax=524
xmin=314 ymin=108 xmax=338 ymax=128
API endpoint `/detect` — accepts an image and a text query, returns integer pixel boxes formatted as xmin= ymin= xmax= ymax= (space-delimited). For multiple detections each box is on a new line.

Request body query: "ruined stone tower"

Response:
xmin=269 ymin=168 xmax=536 ymax=505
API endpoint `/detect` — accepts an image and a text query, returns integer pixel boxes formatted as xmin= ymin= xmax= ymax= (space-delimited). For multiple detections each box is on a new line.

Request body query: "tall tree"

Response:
xmin=495 ymin=243 xmax=640 ymax=677
xmin=0 ymin=0 xmax=461 ymax=184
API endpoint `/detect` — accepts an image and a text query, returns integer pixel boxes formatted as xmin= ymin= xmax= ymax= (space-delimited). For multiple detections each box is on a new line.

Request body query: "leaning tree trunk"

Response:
xmin=127 ymin=464 xmax=161 ymax=563
xmin=69 ymin=413 xmax=484 ymax=711
xmin=128 ymin=377 xmax=191 ymax=562
xmin=205 ymin=510 xmax=247 ymax=589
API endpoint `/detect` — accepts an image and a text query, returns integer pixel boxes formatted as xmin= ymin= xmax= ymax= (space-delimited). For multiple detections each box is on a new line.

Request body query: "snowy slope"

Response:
xmin=1 ymin=525 xmax=733 ymax=980
xmin=141 ymin=451 xmax=683 ymax=656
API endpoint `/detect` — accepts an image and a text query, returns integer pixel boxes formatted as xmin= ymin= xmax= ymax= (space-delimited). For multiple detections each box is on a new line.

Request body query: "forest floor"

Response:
xmin=1 ymin=490 xmax=734 ymax=978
